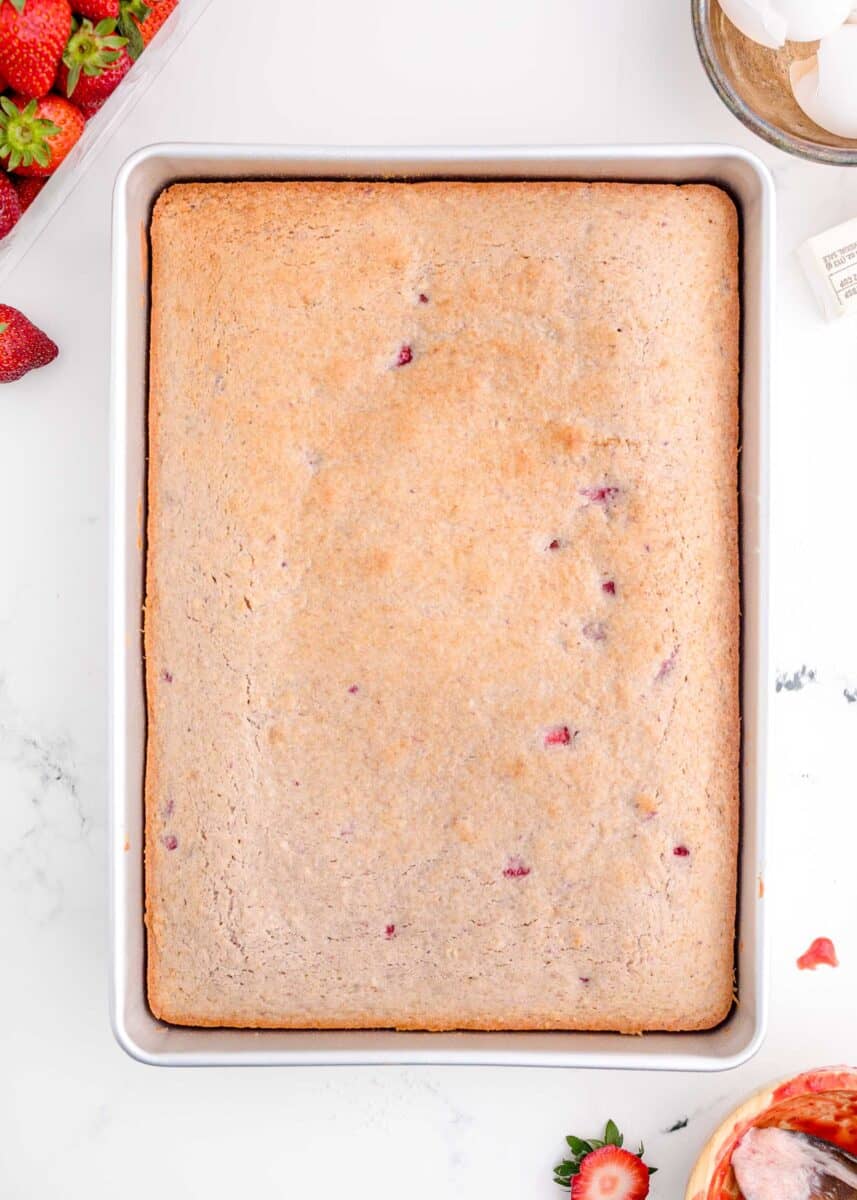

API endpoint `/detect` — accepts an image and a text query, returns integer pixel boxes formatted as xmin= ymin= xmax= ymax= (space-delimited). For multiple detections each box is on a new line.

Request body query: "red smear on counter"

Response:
xmin=797 ymin=937 xmax=839 ymax=971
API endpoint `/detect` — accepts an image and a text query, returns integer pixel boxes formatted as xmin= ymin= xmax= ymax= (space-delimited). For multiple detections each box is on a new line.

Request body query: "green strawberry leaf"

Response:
xmin=604 ymin=1119 xmax=622 ymax=1147
xmin=565 ymin=1136 xmax=592 ymax=1155
xmin=118 ymin=0 xmax=151 ymax=60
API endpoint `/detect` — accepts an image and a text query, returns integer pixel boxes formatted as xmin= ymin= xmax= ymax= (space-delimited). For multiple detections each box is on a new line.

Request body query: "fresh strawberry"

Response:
xmin=554 ymin=1121 xmax=656 ymax=1198
xmin=76 ymin=0 xmax=119 ymax=17
xmin=59 ymin=47 xmax=129 ymax=115
xmin=118 ymin=0 xmax=176 ymax=60
xmin=0 ymin=93 xmax=84 ymax=175
xmin=57 ymin=17 xmax=129 ymax=112
xmin=0 ymin=169 xmax=21 ymax=237
xmin=13 ymin=173 xmax=44 ymax=210
xmin=0 ymin=303 xmax=57 ymax=382
xmin=0 ymin=0 xmax=73 ymax=98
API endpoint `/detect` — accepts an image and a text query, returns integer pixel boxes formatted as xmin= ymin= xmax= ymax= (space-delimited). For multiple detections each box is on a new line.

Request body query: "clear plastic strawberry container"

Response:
xmin=0 ymin=0 xmax=215 ymax=283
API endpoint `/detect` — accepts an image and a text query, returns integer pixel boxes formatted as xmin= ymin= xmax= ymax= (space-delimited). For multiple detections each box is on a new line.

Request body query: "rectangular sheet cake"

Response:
xmin=145 ymin=180 xmax=740 ymax=1031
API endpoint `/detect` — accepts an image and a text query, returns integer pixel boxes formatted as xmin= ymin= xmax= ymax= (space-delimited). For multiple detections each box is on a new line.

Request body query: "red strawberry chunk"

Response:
xmin=602 ymin=580 xmax=616 ymax=595
xmin=580 ymin=485 xmax=620 ymax=506
xmin=571 ymin=1146 xmax=651 ymax=1200
xmin=673 ymin=845 xmax=690 ymax=857
xmin=544 ymin=725 xmax=574 ymax=747
xmin=502 ymin=856 xmax=531 ymax=879
xmin=396 ymin=344 xmax=413 ymax=366
xmin=384 ymin=924 xmax=396 ymax=939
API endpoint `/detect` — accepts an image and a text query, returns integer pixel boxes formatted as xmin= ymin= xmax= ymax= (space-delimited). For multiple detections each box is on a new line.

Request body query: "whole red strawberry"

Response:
xmin=57 ymin=17 xmax=130 ymax=114
xmin=13 ymin=174 xmax=45 ymax=211
xmin=0 ymin=304 xmax=58 ymax=381
xmin=76 ymin=0 xmax=119 ymax=17
xmin=554 ymin=1121 xmax=656 ymax=1200
xmin=0 ymin=170 xmax=21 ymax=237
xmin=118 ymin=0 xmax=175 ymax=60
xmin=0 ymin=93 xmax=84 ymax=175
xmin=0 ymin=0 xmax=73 ymax=98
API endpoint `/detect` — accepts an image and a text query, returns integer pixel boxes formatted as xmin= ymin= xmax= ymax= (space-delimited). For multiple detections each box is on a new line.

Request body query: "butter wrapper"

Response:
xmin=799 ymin=216 xmax=857 ymax=321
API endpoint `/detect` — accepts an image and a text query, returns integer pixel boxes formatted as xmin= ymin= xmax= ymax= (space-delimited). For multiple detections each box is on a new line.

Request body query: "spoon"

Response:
xmin=732 ymin=1127 xmax=857 ymax=1200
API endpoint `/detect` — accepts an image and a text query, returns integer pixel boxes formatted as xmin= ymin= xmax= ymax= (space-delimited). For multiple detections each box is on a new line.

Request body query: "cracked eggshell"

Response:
xmin=717 ymin=0 xmax=853 ymax=48
xmin=791 ymin=24 xmax=857 ymax=139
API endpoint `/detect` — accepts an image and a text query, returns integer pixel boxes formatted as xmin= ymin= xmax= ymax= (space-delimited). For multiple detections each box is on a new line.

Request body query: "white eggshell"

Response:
xmin=791 ymin=24 xmax=857 ymax=138
xmin=717 ymin=0 xmax=852 ymax=47
xmin=717 ymin=0 xmax=787 ymax=48
xmin=774 ymin=0 xmax=853 ymax=40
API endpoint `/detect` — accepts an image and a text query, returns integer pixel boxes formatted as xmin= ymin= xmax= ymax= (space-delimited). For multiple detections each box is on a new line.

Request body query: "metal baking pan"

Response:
xmin=109 ymin=144 xmax=772 ymax=1068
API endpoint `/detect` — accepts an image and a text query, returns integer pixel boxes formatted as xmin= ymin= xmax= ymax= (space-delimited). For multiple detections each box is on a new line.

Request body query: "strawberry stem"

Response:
xmin=62 ymin=18 xmax=128 ymax=97
xmin=0 ymin=98 xmax=60 ymax=173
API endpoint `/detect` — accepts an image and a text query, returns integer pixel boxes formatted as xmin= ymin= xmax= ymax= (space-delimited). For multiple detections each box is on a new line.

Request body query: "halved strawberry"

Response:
xmin=0 ymin=93 xmax=84 ymax=175
xmin=571 ymin=1147 xmax=651 ymax=1200
xmin=554 ymin=1121 xmax=656 ymax=1198
xmin=57 ymin=17 xmax=130 ymax=111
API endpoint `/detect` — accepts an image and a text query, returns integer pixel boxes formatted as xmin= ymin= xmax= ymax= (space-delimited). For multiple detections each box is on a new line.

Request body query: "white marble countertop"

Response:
xmin=2 ymin=1 xmax=857 ymax=1196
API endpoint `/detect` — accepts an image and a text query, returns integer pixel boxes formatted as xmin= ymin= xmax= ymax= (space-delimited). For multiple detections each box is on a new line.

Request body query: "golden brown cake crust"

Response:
xmin=145 ymin=181 xmax=740 ymax=1032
